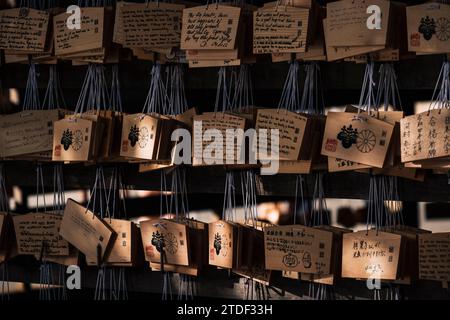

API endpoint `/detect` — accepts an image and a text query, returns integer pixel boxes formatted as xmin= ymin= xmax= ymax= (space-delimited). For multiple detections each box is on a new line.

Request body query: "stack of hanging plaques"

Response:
xmin=140 ymin=218 xmax=207 ymax=276
xmin=139 ymin=65 xmax=198 ymax=172
xmin=255 ymin=62 xmax=315 ymax=171
xmin=103 ymin=65 xmax=132 ymax=163
xmin=300 ymin=225 xmax=352 ymax=285
xmin=86 ymin=218 xmax=142 ymax=267
xmin=120 ymin=65 xmax=183 ymax=162
xmin=296 ymin=1 xmax=327 ymax=63
xmin=407 ymin=3 xmax=450 ymax=55
xmin=192 ymin=67 xmax=250 ymax=167
xmin=0 ymin=109 xmax=69 ymax=160
xmin=52 ymin=66 xmax=108 ymax=162
xmin=0 ymin=7 xmax=54 ymax=64
xmin=324 ymin=0 xmax=409 ymax=62
xmin=208 ymin=220 xmax=239 ymax=270
xmin=59 ymin=199 xmax=117 ymax=264
xmin=400 ymin=62 xmax=450 ymax=170
xmin=113 ymin=1 xmax=185 ymax=63
xmin=418 ymin=232 xmax=450 ymax=287
xmin=120 ymin=113 xmax=164 ymax=161
xmin=80 ymin=66 xmax=122 ymax=162
xmin=321 ymin=110 xmax=396 ymax=169
xmin=181 ymin=4 xmax=243 ymax=68
xmin=233 ymin=221 xmax=272 ymax=285
xmin=12 ymin=165 xmax=74 ymax=264
xmin=326 ymin=106 xmax=404 ymax=173
xmin=253 ymin=1 xmax=310 ymax=63
xmin=341 ymin=230 xmax=403 ymax=281
xmin=53 ymin=6 xmax=116 ymax=64
xmin=263 ymin=63 xmax=328 ymax=174
xmin=321 ymin=63 xmax=397 ymax=170
xmin=0 ymin=64 xmax=71 ymax=161
xmin=192 ymin=112 xmax=248 ymax=166
xmin=208 ymin=172 xmax=241 ymax=271
xmin=379 ymin=225 xmax=431 ymax=285
xmin=12 ymin=212 xmax=70 ymax=259
xmin=264 ymin=224 xmax=334 ymax=277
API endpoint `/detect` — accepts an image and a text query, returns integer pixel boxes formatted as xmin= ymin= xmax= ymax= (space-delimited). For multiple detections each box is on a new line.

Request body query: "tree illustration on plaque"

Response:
xmin=214 ymin=233 xmax=222 ymax=255
xmin=128 ymin=125 xmax=149 ymax=148
xmin=128 ymin=125 xmax=140 ymax=147
xmin=61 ymin=129 xmax=73 ymax=151
xmin=151 ymin=231 xmax=165 ymax=253
xmin=419 ymin=16 xmax=436 ymax=40
xmin=337 ymin=125 xmax=358 ymax=149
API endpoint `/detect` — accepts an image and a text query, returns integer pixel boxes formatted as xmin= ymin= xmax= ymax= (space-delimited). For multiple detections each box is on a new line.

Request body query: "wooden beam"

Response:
xmin=3 ymin=162 xmax=450 ymax=202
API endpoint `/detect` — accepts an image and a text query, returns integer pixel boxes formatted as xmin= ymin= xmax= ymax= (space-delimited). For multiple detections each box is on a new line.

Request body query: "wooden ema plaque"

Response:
xmin=0 ymin=8 xmax=50 ymax=52
xmin=300 ymin=225 xmax=352 ymax=285
xmin=380 ymin=226 xmax=431 ymax=284
xmin=419 ymin=233 xmax=450 ymax=283
xmin=86 ymin=219 xmax=141 ymax=267
xmin=400 ymin=109 xmax=450 ymax=163
xmin=208 ymin=220 xmax=237 ymax=269
xmin=321 ymin=112 xmax=394 ymax=168
xmin=323 ymin=18 xmax=384 ymax=62
xmin=106 ymin=219 xmax=138 ymax=264
xmin=193 ymin=113 xmax=247 ymax=166
xmin=0 ymin=109 xmax=68 ymax=158
xmin=13 ymin=212 xmax=69 ymax=256
xmin=80 ymin=110 xmax=109 ymax=160
xmin=150 ymin=219 xmax=208 ymax=276
xmin=59 ymin=199 xmax=116 ymax=263
xmin=407 ymin=3 xmax=450 ymax=54
xmin=264 ymin=225 xmax=333 ymax=274
xmin=327 ymin=108 xmax=404 ymax=171
xmin=233 ymin=224 xmax=271 ymax=285
xmin=186 ymin=219 xmax=208 ymax=273
xmin=52 ymin=117 xmax=95 ymax=162
xmin=267 ymin=114 xmax=326 ymax=173
xmin=181 ymin=5 xmax=241 ymax=50
xmin=253 ymin=5 xmax=309 ymax=54
xmin=116 ymin=2 xmax=184 ymax=50
xmin=53 ymin=7 xmax=105 ymax=56
xmin=140 ymin=219 xmax=189 ymax=267
xmin=255 ymin=109 xmax=311 ymax=161
xmin=326 ymin=0 xmax=390 ymax=47
xmin=342 ymin=230 xmax=402 ymax=280
xmin=120 ymin=113 xmax=160 ymax=161
xmin=173 ymin=107 xmax=198 ymax=130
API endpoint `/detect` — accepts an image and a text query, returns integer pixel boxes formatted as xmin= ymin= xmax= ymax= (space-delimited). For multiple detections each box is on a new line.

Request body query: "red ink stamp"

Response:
xmin=145 ymin=245 xmax=154 ymax=258
xmin=122 ymin=140 xmax=128 ymax=152
xmin=54 ymin=145 xmax=61 ymax=157
xmin=410 ymin=33 xmax=420 ymax=47
xmin=210 ymin=248 xmax=215 ymax=261
xmin=325 ymin=138 xmax=338 ymax=152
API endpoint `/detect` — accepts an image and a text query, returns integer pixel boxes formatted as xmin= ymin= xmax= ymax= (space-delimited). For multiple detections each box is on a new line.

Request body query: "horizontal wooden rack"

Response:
xmin=2 ymin=161 xmax=450 ymax=202
xmin=4 ymin=256 xmax=450 ymax=300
